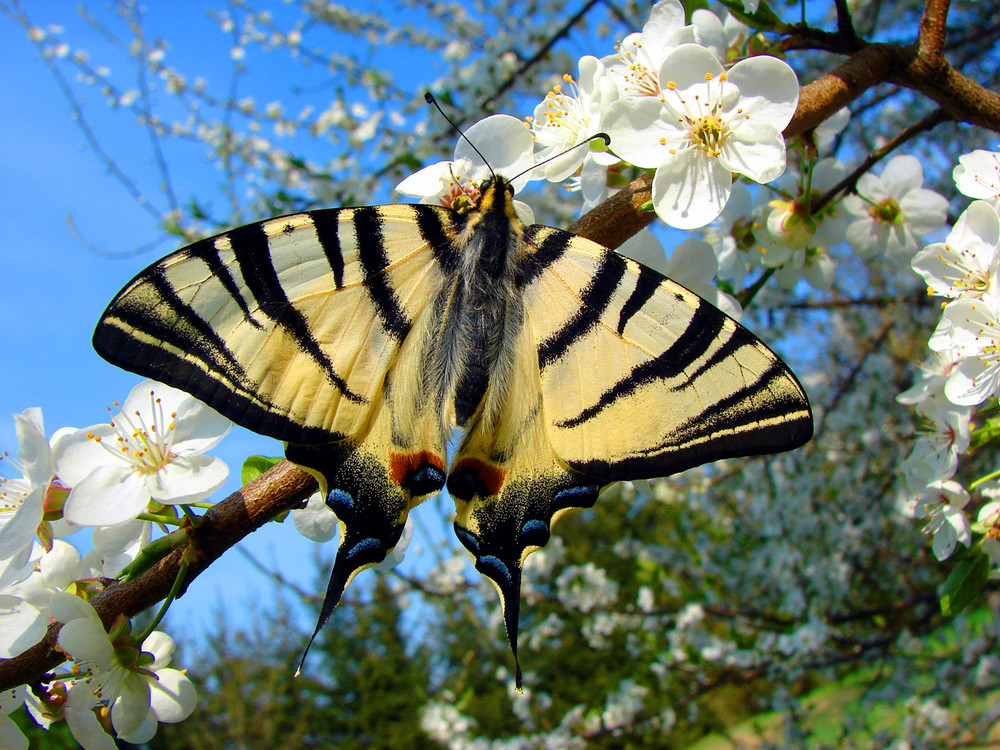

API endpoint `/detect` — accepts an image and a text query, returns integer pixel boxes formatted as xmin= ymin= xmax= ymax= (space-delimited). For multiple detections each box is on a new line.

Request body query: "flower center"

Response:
xmin=687 ymin=114 xmax=728 ymax=157
xmin=88 ymin=391 xmax=178 ymax=475
xmin=0 ymin=453 xmax=30 ymax=511
xmin=869 ymin=197 xmax=901 ymax=224
xmin=612 ymin=39 xmax=660 ymax=97
xmin=532 ymin=76 xmax=587 ymax=138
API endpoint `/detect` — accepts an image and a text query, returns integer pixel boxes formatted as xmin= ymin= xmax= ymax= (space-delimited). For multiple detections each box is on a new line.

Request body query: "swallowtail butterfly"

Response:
xmin=94 ymin=165 xmax=813 ymax=685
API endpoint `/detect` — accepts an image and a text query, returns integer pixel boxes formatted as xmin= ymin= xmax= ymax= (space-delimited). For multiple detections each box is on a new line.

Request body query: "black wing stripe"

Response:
xmin=650 ymin=361 xmax=811 ymax=452
xmin=355 ymin=207 xmax=411 ymax=340
xmin=98 ymin=269 xmax=250 ymax=384
xmin=185 ymin=238 xmax=264 ymax=330
xmin=94 ymin=272 xmax=335 ymax=443
xmin=516 ymin=226 xmax=572 ymax=288
xmin=228 ymin=222 xmax=367 ymax=405
xmin=617 ymin=264 xmax=661 ymax=335
xmin=414 ymin=204 xmax=462 ymax=274
xmin=676 ymin=329 xmax=744 ymax=389
xmin=556 ymin=302 xmax=727 ymax=428
xmin=537 ymin=250 xmax=627 ymax=370
xmin=569 ymin=363 xmax=812 ymax=480
xmin=309 ymin=209 xmax=346 ymax=289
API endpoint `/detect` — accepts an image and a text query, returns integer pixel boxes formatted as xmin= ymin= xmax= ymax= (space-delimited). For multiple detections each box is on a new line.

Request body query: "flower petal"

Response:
xmin=0 ymin=487 xmax=43 ymax=561
xmin=112 ymin=673 xmax=152 ymax=739
xmin=725 ymin=55 xmax=799 ymax=128
xmin=880 ymin=154 xmax=923 ymax=195
xmin=149 ymin=668 xmax=197 ymax=723
xmin=0 ymin=595 xmax=45 ymax=659
xmin=13 ymin=408 xmax=53 ymax=487
xmin=145 ymin=453 xmax=227 ymax=504
xmin=142 ymin=630 xmax=176 ymax=669
xmin=652 ymin=150 xmax=733 ymax=229
xmin=292 ymin=492 xmax=340 ymax=543
xmin=602 ymin=98 xmax=679 ymax=169
xmin=0 ymin=717 xmax=27 ymax=750
xmin=58 ymin=617 xmax=115 ymax=667
xmin=720 ymin=123 xmax=786 ymax=183
xmin=52 ymin=425 xmax=119 ymax=487
xmin=65 ymin=694 xmax=118 ymax=750
xmin=64 ymin=465 xmax=149 ymax=527
xmin=899 ymin=188 xmax=948 ymax=235
xmin=169 ymin=398 xmax=232 ymax=453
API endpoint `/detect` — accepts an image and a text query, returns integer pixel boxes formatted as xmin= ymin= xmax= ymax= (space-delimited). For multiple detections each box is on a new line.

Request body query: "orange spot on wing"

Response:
xmin=451 ymin=457 xmax=507 ymax=497
xmin=390 ymin=450 xmax=445 ymax=486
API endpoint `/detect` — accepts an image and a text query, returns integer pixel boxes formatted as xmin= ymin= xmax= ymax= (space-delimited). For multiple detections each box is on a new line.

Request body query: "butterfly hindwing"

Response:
xmin=448 ymin=317 xmax=600 ymax=686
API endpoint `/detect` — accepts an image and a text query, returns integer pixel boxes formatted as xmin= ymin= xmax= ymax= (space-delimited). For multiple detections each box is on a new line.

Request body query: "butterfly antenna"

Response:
xmin=424 ymin=92 xmax=495 ymax=178
xmin=510 ymin=132 xmax=611 ymax=184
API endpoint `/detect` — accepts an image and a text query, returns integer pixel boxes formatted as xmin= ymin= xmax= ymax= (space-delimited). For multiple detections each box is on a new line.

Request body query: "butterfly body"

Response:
xmin=94 ymin=175 xmax=812 ymax=685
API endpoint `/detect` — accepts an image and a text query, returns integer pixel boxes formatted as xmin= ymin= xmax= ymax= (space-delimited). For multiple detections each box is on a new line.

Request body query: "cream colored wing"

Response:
xmin=518 ymin=225 xmax=813 ymax=481
xmin=449 ymin=224 xmax=813 ymax=687
xmin=94 ymin=204 xmax=463 ymax=654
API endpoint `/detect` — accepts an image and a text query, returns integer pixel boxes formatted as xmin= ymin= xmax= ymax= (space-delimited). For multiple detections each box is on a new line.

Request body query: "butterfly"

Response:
xmin=93 ymin=170 xmax=813 ymax=686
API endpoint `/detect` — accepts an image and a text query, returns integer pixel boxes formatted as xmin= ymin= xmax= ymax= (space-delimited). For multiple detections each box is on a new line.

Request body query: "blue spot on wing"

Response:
xmin=519 ymin=519 xmax=550 ymax=547
xmin=327 ymin=488 xmax=354 ymax=518
xmin=454 ymin=524 xmax=480 ymax=556
xmin=477 ymin=555 xmax=513 ymax=588
xmin=555 ymin=485 xmax=598 ymax=511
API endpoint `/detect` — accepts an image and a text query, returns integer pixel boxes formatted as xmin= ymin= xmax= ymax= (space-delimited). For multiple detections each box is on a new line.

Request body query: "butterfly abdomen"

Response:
xmin=429 ymin=177 xmax=528 ymax=429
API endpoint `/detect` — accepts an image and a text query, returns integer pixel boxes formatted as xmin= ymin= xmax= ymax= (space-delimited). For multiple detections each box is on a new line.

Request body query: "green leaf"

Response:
xmin=940 ymin=552 xmax=991 ymax=616
xmin=681 ymin=0 xmax=710 ymax=22
xmin=971 ymin=412 xmax=1000 ymax=448
xmin=119 ymin=530 xmax=190 ymax=582
xmin=242 ymin=455 xmax=284 ymax=485
xmin=717 ymin=0 xmax=784 ymax=30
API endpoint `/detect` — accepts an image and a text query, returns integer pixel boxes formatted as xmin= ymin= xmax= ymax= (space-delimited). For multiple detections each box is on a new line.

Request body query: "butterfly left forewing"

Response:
xmin=95 ymin=204 xmax=461 ymax=649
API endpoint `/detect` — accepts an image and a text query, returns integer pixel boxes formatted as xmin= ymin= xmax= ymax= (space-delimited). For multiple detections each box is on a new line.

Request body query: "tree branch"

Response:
xmin=811 ymin=108 xmax=949 ymax=214
xmin=0 ymin=460 xmax=317 ymax=692
xmin=917 ymin=0 xmax=951 ymax=68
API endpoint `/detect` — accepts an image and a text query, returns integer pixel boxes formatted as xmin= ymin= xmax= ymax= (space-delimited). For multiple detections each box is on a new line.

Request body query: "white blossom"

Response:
xmin=52 ymin=593 xmax=197 ymax=744
xmin=528 ymin=56 xmax=618 ymax=184
xmin=912 ymin=200 xmax=1000 ymax=302
xmin=396 ymin=114 xmax=536 ymax=224
xmin=935 ymin=291 xmax=1000 ymax=405
xmin=845 ymin=155 xmax=949 ymax=259
xmin=603 ymin=44 xmax=798 ymax=229
xmin=953 ymin=147 xmax=1000 ymax=208
xmin=911 ymin=480 xmax=971 ymax=560
xmin=601 ymin=0 xmax=697 ymax=99
xmin=54 ymin=381 xmax=230 ymax=527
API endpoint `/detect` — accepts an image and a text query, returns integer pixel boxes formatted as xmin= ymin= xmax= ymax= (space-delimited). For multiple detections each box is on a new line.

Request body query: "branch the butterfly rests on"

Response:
xmin=92 ymin=102 xmax=813 ymax=689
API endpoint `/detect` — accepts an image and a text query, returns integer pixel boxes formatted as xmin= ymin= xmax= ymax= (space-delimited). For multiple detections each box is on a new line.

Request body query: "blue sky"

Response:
xmin=0 ymin=4 xmax=446 ymax=639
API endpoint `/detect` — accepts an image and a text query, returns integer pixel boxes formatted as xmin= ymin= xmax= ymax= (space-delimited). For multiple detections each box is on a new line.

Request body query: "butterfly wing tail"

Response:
xmin=449 ymin=459 xmax=599 ymax=689
xmin=287 ymin=397 xmax=447 ymax=670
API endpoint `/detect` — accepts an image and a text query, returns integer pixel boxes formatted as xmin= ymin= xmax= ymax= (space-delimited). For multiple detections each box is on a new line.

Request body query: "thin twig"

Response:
xmin=811 ymin=108 xmax=949 ymax=214
xmin=917 ymin=0 xmax=951 ymax=69
xmin=482 ymin=0 xmax=605 ymax=110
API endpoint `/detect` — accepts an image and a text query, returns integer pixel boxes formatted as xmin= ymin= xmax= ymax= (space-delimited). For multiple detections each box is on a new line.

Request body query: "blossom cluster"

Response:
xmin=899 ymin=148 xmax=1000 ymax=572
xmin=0 ymin=382 xmax=225 ymax=747
xmin=400 ymin=0 xmax=797 ymax=239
